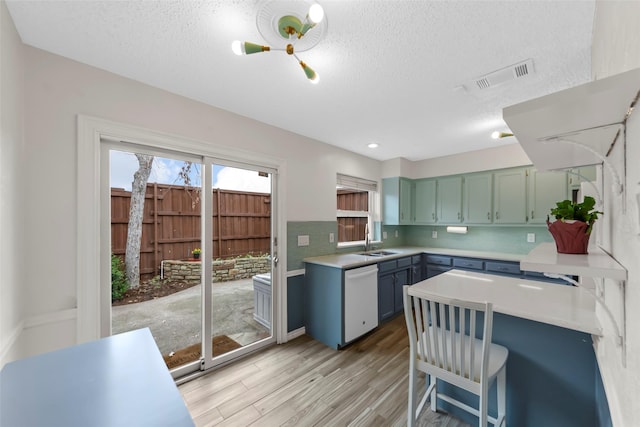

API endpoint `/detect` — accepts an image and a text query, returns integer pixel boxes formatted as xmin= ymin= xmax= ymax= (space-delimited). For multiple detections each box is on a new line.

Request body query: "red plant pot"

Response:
xmin=547 ymin=220 xmax=591 ymax=254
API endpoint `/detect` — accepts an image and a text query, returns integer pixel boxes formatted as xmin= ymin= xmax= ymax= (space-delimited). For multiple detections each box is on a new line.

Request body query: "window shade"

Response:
xmin=336 ymin=174 xmax=377 ymax=192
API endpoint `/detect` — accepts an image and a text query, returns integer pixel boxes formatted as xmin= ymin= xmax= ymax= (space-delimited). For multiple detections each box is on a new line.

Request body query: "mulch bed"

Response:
xmin=163 ymin=335 xmax=242 ymax=369
xmin=112 ymin=279 xmax=199 ymax=306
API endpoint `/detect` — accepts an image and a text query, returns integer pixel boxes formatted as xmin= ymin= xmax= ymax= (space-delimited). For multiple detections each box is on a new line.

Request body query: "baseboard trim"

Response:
xmin=23 ymin=308 xmax=77 ymax=330
xmin=287 ymin=269 xmax=305 ymax=277
xmin=287 ymin=327 xmax=306 ymax=341
xmin=0 ymin=321 xmax=24 ymax=366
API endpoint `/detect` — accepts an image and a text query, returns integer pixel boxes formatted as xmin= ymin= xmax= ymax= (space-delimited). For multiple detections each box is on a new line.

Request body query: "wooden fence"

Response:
xmin=111 ymin=184 xmax=271 ymax=280
xmin=337 ymin=189 xmax=368 ymax=243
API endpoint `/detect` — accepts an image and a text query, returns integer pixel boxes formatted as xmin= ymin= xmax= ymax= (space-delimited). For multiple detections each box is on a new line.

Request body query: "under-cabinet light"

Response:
xmin=446 ymin=226 xmax=468 ymax=234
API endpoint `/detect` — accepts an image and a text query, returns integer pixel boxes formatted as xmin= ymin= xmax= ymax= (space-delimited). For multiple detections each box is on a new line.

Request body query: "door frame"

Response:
xmin=76 ymin=115 xmax=288 ymax=351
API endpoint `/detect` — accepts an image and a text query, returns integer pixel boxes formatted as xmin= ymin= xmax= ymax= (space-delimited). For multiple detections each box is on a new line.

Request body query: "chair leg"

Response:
xmin=497 ymin=367 xmax=507 ymax=427
xmin=407 ymin=360 xmax=417 ymax=427
xmin=479 ymin=382 xmax=488 ymax=427
xmin=429 ymin=374 xmax=437 ymax=412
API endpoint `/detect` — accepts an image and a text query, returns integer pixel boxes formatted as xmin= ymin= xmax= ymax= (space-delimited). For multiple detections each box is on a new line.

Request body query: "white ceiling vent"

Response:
xmin=469 ymin=59 xmax=535 ymax=91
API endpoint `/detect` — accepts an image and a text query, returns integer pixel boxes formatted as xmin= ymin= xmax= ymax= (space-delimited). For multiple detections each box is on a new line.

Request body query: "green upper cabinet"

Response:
xmin=464 ymin=173 xmax=493 ymax=224
xmin=437 ymin=176 xmax=463 ymax=224
xmin=493 ymin=168 xmax=527 ymax=224
xmin=568 ymin=166 xmax=597 ymax=189
xmin=528 ymin=169 xmax=568 ymax=224
xmin=382 ymin=177 xmax=413 ymax=225
xmin=413 ymin=178 xmax=437 ymax=224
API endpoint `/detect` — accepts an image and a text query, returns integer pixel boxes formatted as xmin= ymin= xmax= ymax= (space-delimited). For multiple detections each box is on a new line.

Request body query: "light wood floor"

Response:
xmin=178 ymin=315 xmax=470 ymax=427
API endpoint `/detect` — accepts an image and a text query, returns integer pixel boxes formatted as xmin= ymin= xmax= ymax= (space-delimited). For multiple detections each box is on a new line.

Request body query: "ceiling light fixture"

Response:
xmin=232 ymin=0 xmax=327 ymax=84
xmin=491 ymin=131 xmax=514 ymax=139
xmin=368 ymin=143 xmax=379 ymax=149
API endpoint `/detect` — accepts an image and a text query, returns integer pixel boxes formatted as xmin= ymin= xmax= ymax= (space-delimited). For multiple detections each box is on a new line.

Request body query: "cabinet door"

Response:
xmin=382 ymin=177 xmax=413 ymax=225
xmin=528 ymin=169 xmax=568 ymax=224
xmin=568 ymin=166 xmax=597 ymax=189
xmin=378 ymin=273 xmax=395 ymax=322
xmin=393 ymin=269 xmax=410 ymax=314
xmin=437 ymin=176 xmax=463 ymax=223
xmin=493 ymin=168 xmax=527 ymax=224
xmin=399 ymin=178 xmax=413 ymax=225
xmin=464 ymin=173 xmax=493 ymax=224
xmin=413 ymin=179 xmax=437 ymax=224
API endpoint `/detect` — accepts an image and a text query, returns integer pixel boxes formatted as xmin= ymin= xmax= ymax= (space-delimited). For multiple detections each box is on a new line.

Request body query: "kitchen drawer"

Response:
xmin=397 ymin=257 xmax=412 ymax=268
xmin=425 ymin=255 xmax=452 ymax=266
xmin=486 ymin=261 xmax=521 ymax=276
xmin=426 ymin=265 xmax=451 ymax=278
xmin=378 ymin=259 xmax=398 ymax=273
xmin=453 ymin=257 xmax=484 ymax=270
xmin=411 ymin=254 xmax=422 ymax=264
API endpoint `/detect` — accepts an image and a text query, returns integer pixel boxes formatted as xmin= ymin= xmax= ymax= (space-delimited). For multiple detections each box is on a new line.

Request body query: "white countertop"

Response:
xmin=520 ymin=242 xmax=627 ymax=281
xmin=304 ymin=246 xmax=525 ymax=269
xmin=408 ymin=269 xmax=601 ymax=335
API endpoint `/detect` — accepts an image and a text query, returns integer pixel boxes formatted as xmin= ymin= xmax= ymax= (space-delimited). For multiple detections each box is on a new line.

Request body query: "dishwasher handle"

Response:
xmin=345 ymin=265 xmax=379 ymax=280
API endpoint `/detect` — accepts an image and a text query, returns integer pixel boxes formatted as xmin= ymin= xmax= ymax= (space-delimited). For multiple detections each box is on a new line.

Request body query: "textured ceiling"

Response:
xmin=6 ymin=0 xmax=595 ymax=161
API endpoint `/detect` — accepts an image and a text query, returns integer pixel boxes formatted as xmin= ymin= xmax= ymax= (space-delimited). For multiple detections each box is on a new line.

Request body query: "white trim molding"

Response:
xmin=76 ymin=115 xmax=288 ymax=346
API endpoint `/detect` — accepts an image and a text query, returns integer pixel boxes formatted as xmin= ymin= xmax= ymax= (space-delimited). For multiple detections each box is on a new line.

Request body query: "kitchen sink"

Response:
xmin=357 ymin=250 xmax=398 ymax=257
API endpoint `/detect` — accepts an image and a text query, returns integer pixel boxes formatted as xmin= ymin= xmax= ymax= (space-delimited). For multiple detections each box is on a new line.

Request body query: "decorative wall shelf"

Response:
xmin=503 ymin=67 xmax=640 ymax=176
xmin=521 ymin=242 xmax=627 ymax=357
xmin=521 ymin=243 xmax=627 ymax=281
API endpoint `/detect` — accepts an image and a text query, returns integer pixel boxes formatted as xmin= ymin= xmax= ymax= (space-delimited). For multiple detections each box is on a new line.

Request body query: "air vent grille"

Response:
xmin=469 ymin=59 xmax=535 ymax=91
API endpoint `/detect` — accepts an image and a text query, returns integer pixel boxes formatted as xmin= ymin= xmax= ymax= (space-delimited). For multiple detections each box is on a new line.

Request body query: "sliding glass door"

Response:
xmin=106 ymin=143 xmax=276 ymax=378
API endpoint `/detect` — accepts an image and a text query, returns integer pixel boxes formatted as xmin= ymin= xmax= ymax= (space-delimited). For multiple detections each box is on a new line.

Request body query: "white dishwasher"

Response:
xmin=344 ymin=264 xmax=379 ymax=343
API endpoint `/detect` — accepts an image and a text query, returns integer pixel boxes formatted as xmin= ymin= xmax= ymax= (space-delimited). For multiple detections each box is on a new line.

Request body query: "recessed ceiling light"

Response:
xmin=368 ymin=143 xmax=379 ymax=148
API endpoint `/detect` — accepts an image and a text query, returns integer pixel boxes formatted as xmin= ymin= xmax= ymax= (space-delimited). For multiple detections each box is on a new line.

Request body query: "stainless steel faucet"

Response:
xmin=364 ymin=223 xmax=370 ymax=252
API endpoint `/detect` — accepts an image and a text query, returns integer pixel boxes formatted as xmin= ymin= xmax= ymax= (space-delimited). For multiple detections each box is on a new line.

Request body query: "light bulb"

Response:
xmin=231 ymin=40 xmax=244 ymax=56
xmin=308 ymin=3 xmax=324 ymax=24
xmin=491 ymin=131 xmax=500 ymax=139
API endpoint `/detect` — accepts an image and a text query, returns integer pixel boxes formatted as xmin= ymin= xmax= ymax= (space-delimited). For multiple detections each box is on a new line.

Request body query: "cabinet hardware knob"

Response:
xmin=487 ymin=212 xmax=490 ymax=220
xmin=531 ymin=210 xmax=534 ymax=219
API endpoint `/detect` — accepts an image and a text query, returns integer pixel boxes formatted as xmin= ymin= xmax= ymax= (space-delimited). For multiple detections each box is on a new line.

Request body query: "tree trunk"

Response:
xmin=125 ymin=154 xmax=154 ymax=288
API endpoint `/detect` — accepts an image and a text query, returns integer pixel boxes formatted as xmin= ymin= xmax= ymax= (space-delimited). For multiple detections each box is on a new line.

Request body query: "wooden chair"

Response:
xmin=403 ymin=285 xmax=508 ymax=427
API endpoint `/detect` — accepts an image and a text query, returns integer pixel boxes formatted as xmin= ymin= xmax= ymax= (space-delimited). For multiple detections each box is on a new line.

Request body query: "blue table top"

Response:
xmin=1 ymin=328 xmax=194 ymax=427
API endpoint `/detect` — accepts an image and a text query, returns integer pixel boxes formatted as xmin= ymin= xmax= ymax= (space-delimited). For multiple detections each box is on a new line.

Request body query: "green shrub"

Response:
xmin=111 ymin=254 xmax=129 ymax=301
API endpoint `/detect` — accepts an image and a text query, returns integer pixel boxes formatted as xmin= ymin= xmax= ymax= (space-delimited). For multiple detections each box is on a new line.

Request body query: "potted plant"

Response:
xmin=192 ymin=248 xmax=201 ymax=259
xmin=547 ymin=196 xmax=602 ymax=254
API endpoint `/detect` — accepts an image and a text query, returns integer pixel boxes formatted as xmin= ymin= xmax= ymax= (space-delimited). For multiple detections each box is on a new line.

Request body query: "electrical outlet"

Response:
xmin=329 ymin=232 xmax=334 ymax=243
xmin=527 ymin=233 xmax=536 ymax=243
xmin=297 ymin=235 xmax=310 ymax=246
xmin=432 ymin=230 xmax=438 ymax=239
xmin=395 ymin=230 xmax=399 ymax=238
xmin=383 ymin=231 xmax=387 ymax=239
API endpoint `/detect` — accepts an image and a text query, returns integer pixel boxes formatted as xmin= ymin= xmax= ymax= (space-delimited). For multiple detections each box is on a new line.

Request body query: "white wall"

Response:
xmin=591 ymin=2 xmax=640 ymax=426
xmin=0 ymin=0 xmax=25 ymax=366
xmin=410 ymin=143 xmax=531 ymax=179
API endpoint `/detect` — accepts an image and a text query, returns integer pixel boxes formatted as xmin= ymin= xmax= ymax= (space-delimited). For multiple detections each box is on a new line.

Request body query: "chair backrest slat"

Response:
xmin=469 ymin=308 xmax=476 ymax=381
xmin=459 ymin=307 xmax=466 ymax=378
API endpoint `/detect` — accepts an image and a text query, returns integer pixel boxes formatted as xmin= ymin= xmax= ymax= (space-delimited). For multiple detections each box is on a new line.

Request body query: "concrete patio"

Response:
xmin=111 ymin=278 xmax=270 ymax=356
